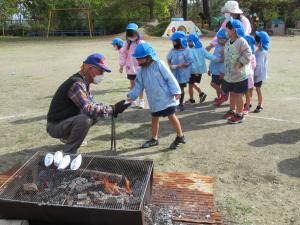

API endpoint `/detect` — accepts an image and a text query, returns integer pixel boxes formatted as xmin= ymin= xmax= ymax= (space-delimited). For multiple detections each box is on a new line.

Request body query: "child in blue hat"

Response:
xmin=209 ymin=28 xmax=228 ymax=106
xmin=223 ymin=19 xmax=252 ymax=124
xmin=127 ymin=42 xmax=185 ymax=150
xmin=112 ymin=37 xmax=124 ymax=50
xmin=253 ymin=31 xmax=270 ymax=113
xmin=119 ymin=23 xmax=145 ymax=109
xmin=186 ymin=33 xmax=220 ymax=104
xmin=243 ymin=35 xmax=257 ymax=115
xmin=167 ymin=31 xmax=193 ymax=111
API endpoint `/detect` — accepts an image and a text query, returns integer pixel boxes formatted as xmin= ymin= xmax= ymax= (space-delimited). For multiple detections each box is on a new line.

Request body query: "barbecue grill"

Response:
xmin=0 ymin=152 xmax=153 ymax=225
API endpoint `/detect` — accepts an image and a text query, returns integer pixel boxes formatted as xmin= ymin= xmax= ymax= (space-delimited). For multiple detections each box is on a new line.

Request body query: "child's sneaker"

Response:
xmin=185 ymin=99 xmax=196 ymax=104
xmin=215 ymin=95 xmax=227 ymax=106
xmin=223 ymin=110 xmax=235 ymax=119
xmin=242 ymin=106 xmax=250 ymax=115
xmin=199 ymin=92 xmax=207 ymax=103
xmin=253 ymin=106 xmax=263 ymax=113
xmin=142 ymin=138 xmax=159 ymax=148
xmin=169 ymin=135 xmax=185 ymax=149
xmin=137 ymin=99 xmax=145 ymax=109
xmin=130 ymin=100 xmax=137 ymax=108
xmin=227 ymin=114 xmax=245 ymax=124
xmin=178 ymin=104 xmax=184 ymax=111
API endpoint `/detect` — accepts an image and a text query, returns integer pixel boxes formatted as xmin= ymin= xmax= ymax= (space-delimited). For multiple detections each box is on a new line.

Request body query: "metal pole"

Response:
xmin=111 ymin=116 xmax=116 ymax=153
xmin=47 ymin=10 xmax=52 ymax=38
xmin=87 ymin=9 xmax=92 ymax=38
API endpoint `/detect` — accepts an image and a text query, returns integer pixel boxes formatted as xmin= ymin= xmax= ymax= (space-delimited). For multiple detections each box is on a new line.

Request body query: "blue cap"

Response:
xmin=126 ymin=23 xmax=139 ymax=31
xmin=170 ymin=31 xmax=188 ymax=48
xmin=132 ymin=42 xmax=158 ymax=61
xmin=112 ymin=38 xmax=124 ymax=47
xmin=255 ymin=31 xmax=270 ymax=51
xmin=244 ymin=35 xmax=255 ymax=53
xmin=187 ymin=33 xmax=202 ymax=48
xmin=217 ymin=28 xmax=227 ymax=39
xmin=230 ymin=18 xmax=245 ymax=38
xmin=170 ymin=31 xmax=186 ymax=41
xmin=83 ymin=53 xmax=111 ymax=73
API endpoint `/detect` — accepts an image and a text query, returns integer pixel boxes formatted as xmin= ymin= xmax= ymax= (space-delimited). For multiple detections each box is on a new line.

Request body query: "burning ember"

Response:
xmin=15 ymin=166 xmax=139 ymax=209
xmin=0 ymin=153 xmax=154 ymax=225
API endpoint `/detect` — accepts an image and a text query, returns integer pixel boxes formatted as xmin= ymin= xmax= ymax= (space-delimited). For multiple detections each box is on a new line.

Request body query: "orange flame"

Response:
xmin=103 ymin=177 xmax=120 ymax=195
xmin=124 ymin=177 xmax=132 ymax=194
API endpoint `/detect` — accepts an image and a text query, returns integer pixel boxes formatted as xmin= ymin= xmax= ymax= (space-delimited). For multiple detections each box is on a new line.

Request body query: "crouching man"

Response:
xmin=47 ymin=53 xmax=129 ymax=153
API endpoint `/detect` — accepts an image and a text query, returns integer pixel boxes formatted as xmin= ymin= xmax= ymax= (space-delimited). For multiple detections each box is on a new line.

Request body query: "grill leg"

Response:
xmin=110 ymin=116 xmax=117 ymax=154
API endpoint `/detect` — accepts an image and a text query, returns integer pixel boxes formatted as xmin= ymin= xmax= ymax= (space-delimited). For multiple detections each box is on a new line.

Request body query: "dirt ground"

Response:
xmin=0 ymin=35 xmax=299 ymax=225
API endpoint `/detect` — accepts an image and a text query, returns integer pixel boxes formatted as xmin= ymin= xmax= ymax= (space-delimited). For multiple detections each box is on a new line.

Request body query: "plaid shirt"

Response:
xmin=68 ymin=75 xmax=113 ymax=120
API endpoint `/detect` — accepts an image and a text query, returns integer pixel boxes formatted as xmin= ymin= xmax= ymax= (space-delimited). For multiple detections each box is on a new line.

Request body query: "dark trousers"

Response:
xmin=47 ymin=114 xmax=95 ymax=154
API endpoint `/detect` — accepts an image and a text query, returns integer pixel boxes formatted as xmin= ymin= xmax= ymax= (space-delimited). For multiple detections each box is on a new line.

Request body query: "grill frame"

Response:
xmin=0 ymin=152 xmax=154 ymax=225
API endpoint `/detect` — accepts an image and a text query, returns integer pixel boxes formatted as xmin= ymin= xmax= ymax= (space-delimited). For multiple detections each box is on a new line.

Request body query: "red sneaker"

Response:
xmin=223 ymin=110 xmax=235 ymax=119
xmin=242 ymin=107 xmax=250 ymax=115
xmin=228 ymin=114 xmax=245 ymax=124
xmin=215 ymin=95 xmax=227 ymax=106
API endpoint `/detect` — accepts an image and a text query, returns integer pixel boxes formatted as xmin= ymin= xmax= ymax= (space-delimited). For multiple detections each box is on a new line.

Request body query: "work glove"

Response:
xmin=112 ymin=100 xmax=131 ymax=118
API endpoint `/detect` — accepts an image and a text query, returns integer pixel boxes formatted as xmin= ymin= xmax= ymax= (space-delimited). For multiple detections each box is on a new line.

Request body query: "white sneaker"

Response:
xmin=138 ymin=99 xmax=145 ymax=109
xmin=130 ymin=100 xmax=137 ymax=108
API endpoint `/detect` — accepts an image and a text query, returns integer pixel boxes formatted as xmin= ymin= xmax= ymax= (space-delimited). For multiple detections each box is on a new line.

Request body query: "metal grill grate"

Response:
xmin=0 ymin=152 xmax=153 ymax=225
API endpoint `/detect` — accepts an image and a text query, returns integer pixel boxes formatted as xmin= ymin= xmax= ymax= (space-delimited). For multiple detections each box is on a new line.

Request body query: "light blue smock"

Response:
xmin=209 ymin=45 xmax=225 ymax=76
xmin=127 ymin=60 xmax=181 ymax=113
xmin=167 ymin=48 xmax=193 ymax=84
xmin=254 ymin=49 xmax=268 ymax=83
xmin=190 ymin=47 xmax=219 ymax=74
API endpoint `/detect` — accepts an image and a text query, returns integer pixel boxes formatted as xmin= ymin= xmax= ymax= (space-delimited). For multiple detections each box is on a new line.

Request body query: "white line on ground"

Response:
xmin=208 ymin=111 xmax=300 ymax=124
xmin=0 ymin=113 xmax=44 ymax=121
xmin=0 ymin=110 xmax=300 ymax=125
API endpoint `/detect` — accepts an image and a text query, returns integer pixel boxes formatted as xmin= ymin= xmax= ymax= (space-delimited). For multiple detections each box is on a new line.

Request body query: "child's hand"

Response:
xmin=208 ymin=71 xmax=211 ymax=76
xmin=119 ymin=66 xmax=123 ymax=74
xmin=170 ymin=65 xmax=177 ymax=70
xmin=175 ymin=94 xmax=181 ymax=100
xmin=178 ymin=63 xmax=189 ymax=68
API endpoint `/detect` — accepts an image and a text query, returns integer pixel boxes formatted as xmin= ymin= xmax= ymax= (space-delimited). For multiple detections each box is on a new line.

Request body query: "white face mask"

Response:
xmin=128 ymin=37 xmax=137 ymax=42
xmin=225 ymin=31 xmax=229 ymax=39
xmin=225 ymin=13 xmax=231 ymax=20
xmin=93 ymin=75 xmax=104 ymax=84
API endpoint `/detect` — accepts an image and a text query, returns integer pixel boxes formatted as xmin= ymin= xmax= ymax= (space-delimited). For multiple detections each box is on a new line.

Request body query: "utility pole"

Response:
xmin=202 ymin=0 xmax=211 ymax=27
xmin=182 ymin=0 xmax=188 ymax=20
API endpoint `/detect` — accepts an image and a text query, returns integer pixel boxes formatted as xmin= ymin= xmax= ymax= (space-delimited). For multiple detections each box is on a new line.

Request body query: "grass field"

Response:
xmin=0 ymin=35 xmax=299 ymax=225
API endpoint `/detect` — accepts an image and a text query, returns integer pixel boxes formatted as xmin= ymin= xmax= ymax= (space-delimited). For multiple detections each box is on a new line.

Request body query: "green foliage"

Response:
xmin=1 ymin=0 xmax=300 ymax=36
xmin=146 ymin=21 xmax=170 ymax=36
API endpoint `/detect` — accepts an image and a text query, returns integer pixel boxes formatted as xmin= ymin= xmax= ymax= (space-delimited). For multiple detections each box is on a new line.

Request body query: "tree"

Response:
xmin=0 ymin=0 xmax=17 ymax=35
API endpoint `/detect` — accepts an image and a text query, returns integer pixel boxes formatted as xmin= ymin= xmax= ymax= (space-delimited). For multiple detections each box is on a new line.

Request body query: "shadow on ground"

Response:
xmin=248 ymin=128 xmax=300 ymax=147
xmin=92 ymin=107 xmax=227 ymax=142
xmin=10 ymin=115 xmax=46 ymax=125
xmin=277 ymin=156 xmax=300 ymax=178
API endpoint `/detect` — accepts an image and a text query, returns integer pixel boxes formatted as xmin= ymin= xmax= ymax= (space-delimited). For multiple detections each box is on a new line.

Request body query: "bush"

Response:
xmin=146 ymin=21 xmax=170 ymax=37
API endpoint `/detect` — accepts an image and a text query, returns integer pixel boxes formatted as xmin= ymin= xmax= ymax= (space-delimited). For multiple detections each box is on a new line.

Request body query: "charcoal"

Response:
xmin=75 ymin=182 xmax=93 ymax=192
xmin=77 ymin=193 xmax=88 ymax=200
xmin=23 ymin=183 xmax=38 ymax=193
